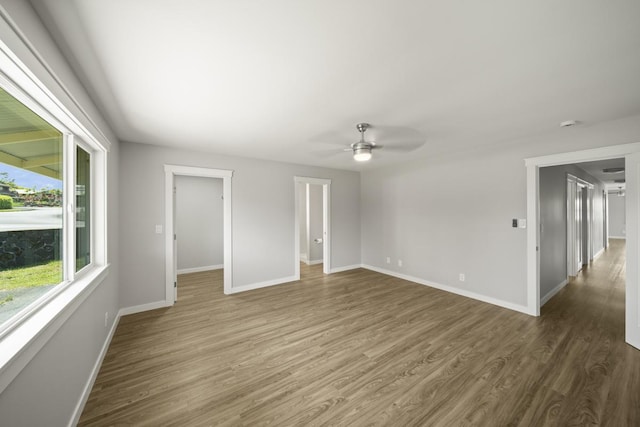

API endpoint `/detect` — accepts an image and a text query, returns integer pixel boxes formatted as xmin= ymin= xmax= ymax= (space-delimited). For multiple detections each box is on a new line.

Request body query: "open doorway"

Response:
xmin=164 ymin=165 xmax=233 ymax=303
xmin=294 ymin=176 xmax=331 ymax=279
xmin=527 ymin=143 xmax=640 ymax=350
xmin=174 ymin=175 xmax=223 ymax=299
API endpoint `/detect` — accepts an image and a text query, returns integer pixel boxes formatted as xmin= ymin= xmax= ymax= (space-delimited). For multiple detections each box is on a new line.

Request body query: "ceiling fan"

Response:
xmin=348 ymin=123 xmax=379 ymax=162
xmin=310 ymin=122 xmax=425 ymax=162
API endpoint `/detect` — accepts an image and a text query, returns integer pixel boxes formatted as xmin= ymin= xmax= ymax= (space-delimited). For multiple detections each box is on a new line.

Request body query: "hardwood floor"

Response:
xmin=80 ymin=240 xmax=639 ymax=426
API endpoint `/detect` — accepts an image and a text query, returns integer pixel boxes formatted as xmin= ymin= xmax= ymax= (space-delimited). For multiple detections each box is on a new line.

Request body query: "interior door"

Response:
xmin=625 ymin=153 xmax=640 ymax=350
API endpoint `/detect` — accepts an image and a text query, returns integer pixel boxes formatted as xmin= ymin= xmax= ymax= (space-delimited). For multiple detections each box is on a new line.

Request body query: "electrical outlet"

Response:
xmin=398 ymin=259 xmax=403 ymax=267
xmin=459 ymin=273 xmax=465 ymax=282
xmin=386 ymin=257 xmax=391 ymax=264
xmin=155 ymin=224 xmax=163 ymax=234
xmin=104 ymin=312 xmax=109 ymax=327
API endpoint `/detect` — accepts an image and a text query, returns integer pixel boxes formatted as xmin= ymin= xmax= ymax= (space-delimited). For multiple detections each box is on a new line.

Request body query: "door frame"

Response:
xmin=164 ymin=165 xmax=233 ymax=302
xmin=294 ymin=176 xmax=331 ymax=277
xmin=566 ymin=174 xmax=594 ymax=277
xmin=526 ymin=142 xmax=640 ymax=350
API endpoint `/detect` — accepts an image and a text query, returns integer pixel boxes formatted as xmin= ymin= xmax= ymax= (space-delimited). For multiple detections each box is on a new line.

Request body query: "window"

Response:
xmin=0 ymin=85 xmax=93 ymax=332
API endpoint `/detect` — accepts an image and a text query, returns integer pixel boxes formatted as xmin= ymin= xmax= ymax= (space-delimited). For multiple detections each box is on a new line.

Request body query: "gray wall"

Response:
xmin=361 ymin=113 xmax=640 ymax=309
xmin=176 ymin=176 xmax=223 ymax=271
xmin=608 ymin=193 xmax=626 ymax=238
xmin=0 ymin=1 xmax=120 ymax=425
xmin=308 ymin=183 xmax=324 ymax=262
xmin=538 ymin=165 xmax=606 ymax=300
xmin=119 ymin=141 xmax=361 ymax=307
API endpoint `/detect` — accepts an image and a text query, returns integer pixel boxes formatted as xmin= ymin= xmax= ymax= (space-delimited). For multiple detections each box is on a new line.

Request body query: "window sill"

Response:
xmin=0 ymin=264 xmax=110 ymax=394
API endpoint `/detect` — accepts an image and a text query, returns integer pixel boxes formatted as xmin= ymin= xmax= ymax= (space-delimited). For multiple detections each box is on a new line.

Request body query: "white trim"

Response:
xmin=306 ymin=259 xmax=323 ymax=265
xmin=118 ymin=300 xmax=170 ymax=317
xmin=227 ymin=276 xmax=298 ymax=294
xmin=609 ymin=235 xmax=627 ymax=240
xmin=165 ymin=165 xmax=233 ymax=301
xmin=362 ymin=265 xmax=530 ymax=315
xmin=0 ymin=265 xmax=109 ymax=394
xmin=177 ymin=264 xmax=224 ymax=274
xmin=69 ymin=311 xmax=120 ymax=427
xmin=300 ymin=253 xmax=308 ymax=263
xmin=330 ymin=264 xmax=362 ymax=273
xmin=593 ymin=247 xmax=605 ymax=260
xmin=541 ymin=279 xmax=568 ymax=307
xmin=294 ymin=176 xmax=332 ymax=279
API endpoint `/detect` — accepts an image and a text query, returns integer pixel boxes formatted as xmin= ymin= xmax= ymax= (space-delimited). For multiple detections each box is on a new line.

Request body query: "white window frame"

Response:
xmin=0 ymin=39 xmax=109 ymax=394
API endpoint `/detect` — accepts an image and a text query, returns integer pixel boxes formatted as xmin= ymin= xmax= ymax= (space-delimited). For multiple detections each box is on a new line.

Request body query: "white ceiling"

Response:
xmin=31 ymin=0 xmax=640 ymax=171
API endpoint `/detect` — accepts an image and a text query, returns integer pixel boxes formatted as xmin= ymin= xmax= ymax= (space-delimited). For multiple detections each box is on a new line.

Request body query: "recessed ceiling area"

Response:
xmin=30 ymin=0 xmax=640 ymax=171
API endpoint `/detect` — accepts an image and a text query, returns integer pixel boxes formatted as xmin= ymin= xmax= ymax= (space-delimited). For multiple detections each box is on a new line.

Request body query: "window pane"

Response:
xmin=0 ymin=87 xmax=63 ymax=326
xmin=76 ymin=146 xmax=90 ymax=271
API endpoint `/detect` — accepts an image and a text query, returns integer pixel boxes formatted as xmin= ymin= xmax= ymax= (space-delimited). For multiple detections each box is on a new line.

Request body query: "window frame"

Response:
xmin=0 ymin=38 xmax=109 ymax=393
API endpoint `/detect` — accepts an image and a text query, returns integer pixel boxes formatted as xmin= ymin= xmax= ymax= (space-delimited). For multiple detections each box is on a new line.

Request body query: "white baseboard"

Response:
xmin=609 ymin=236 xmax=626 ymax=240
xmin=119 ymin=300 xmax=170 ymax=316
xmin=177 ymin=264 xmax=223 ymax=274
xmin=541 ymin=279 xmax=568 ymax=307
xmin=307 ymin=259 xmax=323 ymax=265
xmin=330 ymin=264 xmax=362 ymax=273
xmin=361 ymin=264 xmax=530 ymax=315
xmin=300 ymin=254 xmax=308 ymax=263
xmin=593 ymin=247 xmax=605 ymax=261
xmin=227 ymin=275 xmax=298 ymax=294
xmin=69 ymin=312 xmax=120 ymax=427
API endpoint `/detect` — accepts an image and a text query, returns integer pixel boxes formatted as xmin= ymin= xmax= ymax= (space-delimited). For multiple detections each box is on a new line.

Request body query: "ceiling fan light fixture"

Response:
xmin=353 ymin=147 xmax=372 ymax=162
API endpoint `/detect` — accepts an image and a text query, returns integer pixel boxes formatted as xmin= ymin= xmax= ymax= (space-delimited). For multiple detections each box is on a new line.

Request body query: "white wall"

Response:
xmin=308 ymin=183 xmax=323 ymax=262
xmin=0 ymin=1 xmax=120 ymax=425
xmin=176 ymin=176 xmax=223 ymax=272
xmin=119 ymin=141 xmax=361 ymax=307
xmin=538 ymin=164 xmax=606 ymax=301
xmin=608 ymin=193 xmax=626 ymax=239
xmin=361 ymin=113 xmax=640 ymax=310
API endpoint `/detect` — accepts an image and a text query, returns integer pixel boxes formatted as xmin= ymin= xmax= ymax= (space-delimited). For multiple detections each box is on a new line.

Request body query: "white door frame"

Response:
xmin=567 ymin=175 xmax=594 ymax=277
xmin=526 ymin=142 xmax=640 ymax=350
xmin=164 ymin=165 xmax=233 ymax=302
xmin=294 ymin=176 xmax=331 ymax=277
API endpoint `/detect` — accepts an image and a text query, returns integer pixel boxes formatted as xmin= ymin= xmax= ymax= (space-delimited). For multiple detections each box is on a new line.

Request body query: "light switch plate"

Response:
xmin=518 ymin=219 xmax=527 ymax=228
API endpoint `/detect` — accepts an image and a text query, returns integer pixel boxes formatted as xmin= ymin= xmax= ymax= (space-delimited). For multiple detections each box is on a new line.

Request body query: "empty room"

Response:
xmin=0 ymin=1 xmax=639 ymax=425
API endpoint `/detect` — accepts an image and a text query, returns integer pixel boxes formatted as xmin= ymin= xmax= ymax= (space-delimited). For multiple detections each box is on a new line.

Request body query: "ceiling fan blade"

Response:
xmin=367 ymin=125 xmax=425 ymax=152
xmin=310 ymin=148 xmax=346 ymax=158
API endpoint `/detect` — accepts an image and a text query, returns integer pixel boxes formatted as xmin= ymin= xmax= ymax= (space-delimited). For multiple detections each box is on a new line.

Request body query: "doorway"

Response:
xmin=294 ymin=176 xmax=331 ymax=278
xmin=526 ymin=142 xmax=640 ymax=350
xmin=164 ymin=165 xmax=233 ymax=302
xmin=566 ymin=175 xmax=594 ymax=278
xmin=175 ymin=175 xmax=223 ymax=287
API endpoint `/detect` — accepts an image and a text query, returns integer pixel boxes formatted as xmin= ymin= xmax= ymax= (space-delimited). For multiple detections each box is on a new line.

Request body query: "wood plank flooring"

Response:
xmin=80 ymin=240 xmax=639 ymax=426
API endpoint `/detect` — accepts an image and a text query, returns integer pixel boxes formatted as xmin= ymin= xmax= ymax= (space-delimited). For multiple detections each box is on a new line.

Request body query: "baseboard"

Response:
xmin=593 ymin=247 xmax=605 ymax=261
xmin=119 ymin=300 xmax=170 ymax=316
xmin=177 ymin=264 xmax=223 ymax=274
xmin=540 ymin=279 xmax=568 ymax=307
xmin=609 ymin=236 xmax=626 ymax=240
xmin=307 ymin=259 xmax=323 ymax=265
xmin=227 ymin=275 xmax=298 ymax=294
xmin=361 ymin=264 xmax=530 ymax=315
xmin=300 ymin=254 xmax=308 ymax=263
xmin=330 ymin=264 xmax=362 ymax=273
xmin=68 ymin=312 xmax=121 ymax=427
